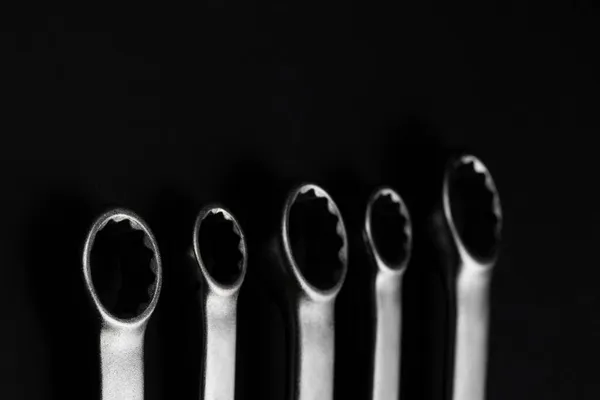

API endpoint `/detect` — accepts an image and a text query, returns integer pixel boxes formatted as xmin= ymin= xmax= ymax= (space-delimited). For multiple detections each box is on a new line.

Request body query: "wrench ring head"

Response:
xmin=364 ymin=187 xmax=412 ymax=274
xmin=192 ymin=205 xmax=247 ymax=297
xmin=281 ymin=183 xmax=349 ymax=302
xmin=443 ymin=154 xmax=502 ymax=265
xmin=82 ymin=208 xmax=162 ymax=329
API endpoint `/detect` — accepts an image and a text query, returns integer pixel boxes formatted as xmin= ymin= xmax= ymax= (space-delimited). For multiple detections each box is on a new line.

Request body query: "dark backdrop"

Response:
xmin=1 ymin=6 xmax=599 ymax=399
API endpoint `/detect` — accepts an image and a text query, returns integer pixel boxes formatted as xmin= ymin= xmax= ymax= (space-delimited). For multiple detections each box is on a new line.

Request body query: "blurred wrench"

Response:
xmin=271 ymin=183 xmax=348 ymax=400
xmin=191 ymin=205 xmax=247 ymax=400
xmin=432 ymin=155 xmax=502 ymax=400
xmin=363 ymin=187 xmax=412 ymax=400
xmin=83 ymin=209 xmax=162 ymax=400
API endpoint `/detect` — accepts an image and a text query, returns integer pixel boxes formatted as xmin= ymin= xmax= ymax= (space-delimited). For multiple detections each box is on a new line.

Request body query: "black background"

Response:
xmin=1 ymin=6 xmax=599 ymax=399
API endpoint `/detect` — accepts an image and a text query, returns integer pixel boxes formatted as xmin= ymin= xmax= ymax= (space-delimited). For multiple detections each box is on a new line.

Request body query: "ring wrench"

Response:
xmin=83 ymin=209 xmax=162 ymax=400
xmin=270 ymin=183 xmax=348 ymax=400
xmin=191 ymin=205 xmax=247 ymax=400
xmin=432 ymin=154 xmax=502 ymax=400
xmin=364 ymin=187 xmax=413 ymax=400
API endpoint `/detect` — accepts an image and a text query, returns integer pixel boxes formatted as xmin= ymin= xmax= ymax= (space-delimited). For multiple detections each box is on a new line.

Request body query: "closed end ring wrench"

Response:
xmin=271 ymin=183 xmax=349 ymax=400
xmin=432 ymin=154 xmax=502 ymax=400
xmin=364 ymin=187 xmax=413 ymax=400
xmin=82 ymin=209 xmax=162 ymax=400
xmin=191 ymin=205 xmax=247 ymax=400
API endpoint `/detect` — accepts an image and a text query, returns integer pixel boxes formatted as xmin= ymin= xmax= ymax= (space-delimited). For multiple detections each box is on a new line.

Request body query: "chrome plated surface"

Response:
xmin=82 ymin=209 xmax=162 ymax=400
xmin=271 ymin=183 xmax=348 ymax=400
xmin=363 ymin=187 xmax=412 ymax=400
xmin=433 ymin=155 xmax=502 ymax=400
xmin=191 ymin=205 xmax=247 ymax=400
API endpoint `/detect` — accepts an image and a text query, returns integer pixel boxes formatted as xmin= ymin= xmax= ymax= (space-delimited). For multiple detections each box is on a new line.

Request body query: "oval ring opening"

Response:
xmin=193 ymin=206 xmax=247 ymax=293
xmin=283 ymin=184 xmax=348 ymax=296
xmin=83 ymin=209 xmax=161 ymax=324
xmin=365 ymin=187 xmax=412 ymax=271
xmin=444 ymin=155 xmax=502 ymax=262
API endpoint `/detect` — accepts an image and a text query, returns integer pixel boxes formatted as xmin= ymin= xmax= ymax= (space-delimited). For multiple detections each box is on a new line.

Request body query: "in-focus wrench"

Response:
xmin=191 ymin=205 xmax=247 ymax=400
xmin=270 ymin=183 xmax=348 ymax=400
xmin=83 ymin=209 xmax=162 ymax=400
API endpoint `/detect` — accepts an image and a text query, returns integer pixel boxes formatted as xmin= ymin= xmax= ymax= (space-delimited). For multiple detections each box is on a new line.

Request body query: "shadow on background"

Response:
xmin=214 ymin=138 xmax=457 ymax=400
xmin=323 ymin=166 xmax=376 ymax=400
xmin=319 ymin=116 xmax=458 ymax=400
xmin=14 ymin=117 xmax=457 ymax=400
xmin=20 ymin=186 xmax=100 ymax=399
xmin=218 ymin=158 xmax=290 ymax=400
xmin=145 ymin=187 xmax=203 ymax=400
xmin=380 ymin=116 xmax=453 ymax=400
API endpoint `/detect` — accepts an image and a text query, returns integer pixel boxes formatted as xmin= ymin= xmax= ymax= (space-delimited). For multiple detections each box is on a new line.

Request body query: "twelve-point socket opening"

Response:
xmin=287 ymin=186 xmax=347 ymax=292
xmin=89 ymin=216 xmax=159 ymax=320
xmin=367 ymin=189 xmax=412 ymax=270
xmin=446 ymin=156 xmax=502 ymax=261
xmin=196 ymin=209 xmax=246 ymax=287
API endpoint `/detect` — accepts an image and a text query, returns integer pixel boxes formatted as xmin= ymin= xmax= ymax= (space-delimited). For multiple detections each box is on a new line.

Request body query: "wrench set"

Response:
xmin=81 ymin=154 xmax=502 ymax=400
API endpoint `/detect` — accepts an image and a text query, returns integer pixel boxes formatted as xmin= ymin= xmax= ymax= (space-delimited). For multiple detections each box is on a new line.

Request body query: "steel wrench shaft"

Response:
xmin=202 ymin=294 xmax=238 ymax=400
xmin=294 ymin=299 xmax=336 ymax=400
xmin=372 ymin=273 xmax=403 ymax=400
xmin=100 ymin=323 xmax=146 ymax=400
xmin=453 ymin=263 xmax=492 ymax=400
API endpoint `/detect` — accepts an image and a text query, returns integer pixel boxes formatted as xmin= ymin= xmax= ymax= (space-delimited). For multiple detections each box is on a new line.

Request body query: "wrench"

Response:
xmin=432 ymin=154 xmax=502 ymax=400
xmin=270 ymin=183 xmax=348 ymax=400
xmin=82 ymin=209 xmax=162 ymax=400
xmin=191 ymin=205 xmax=247 ymax=400
xmin=363 ymin=187 xmax=413 ymax=400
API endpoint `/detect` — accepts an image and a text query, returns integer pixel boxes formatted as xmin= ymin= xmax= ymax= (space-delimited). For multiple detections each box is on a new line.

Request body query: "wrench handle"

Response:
xmin=372 ymin=272 xmax=404 ymax=400
xmin=99 ymin=325 xmax=146 ymax=400
xmin=452 ymin=264 xmax=492 ymax=400
xmin=292 ymin=299 xmax=336 ymax=400
xmin=202 ymin=293 xmax=239 ymax=400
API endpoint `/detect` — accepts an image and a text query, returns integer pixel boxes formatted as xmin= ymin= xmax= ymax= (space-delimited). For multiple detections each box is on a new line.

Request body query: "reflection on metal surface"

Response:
xmin=192 ymin=205 xmax=247 ymax=400
xmin=272 ymin=183 xmax=348 ymax=400
xmin=433 ymin=154 xmax=502 ymax=400
xmin=83 ymin=209 xmax=162 ymax=400
xmin=364 ymin=187 xmax=412 ymax=400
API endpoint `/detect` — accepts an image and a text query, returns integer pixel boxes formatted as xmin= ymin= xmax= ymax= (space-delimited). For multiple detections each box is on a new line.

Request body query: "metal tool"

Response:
xmin=191 ymin=205 xmax=247 ymax=400
xmin=432 ymin=154 xmax=502 ymax=400
xmin=82 ymin=209 xmax=162 ymax=400
xmin=270 ymin=183 xmax=348 ymax=400
xmin=363 ymin=187 xmax=412 ymax=400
